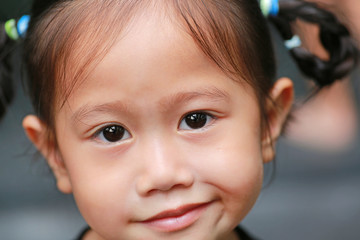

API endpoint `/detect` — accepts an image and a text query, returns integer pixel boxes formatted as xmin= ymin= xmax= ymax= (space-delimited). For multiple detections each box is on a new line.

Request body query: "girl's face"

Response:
xmin=27 ymin=13 xmax=291 ymax=240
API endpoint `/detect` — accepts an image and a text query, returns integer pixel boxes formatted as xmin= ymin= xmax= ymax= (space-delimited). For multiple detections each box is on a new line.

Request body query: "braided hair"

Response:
xmin=0 ymin=0 xmax=358 ymax=120
xmin=270 ymin=0 xmax=359 ymax=87
xmin=24 ymin=0 xmax=360 ymax=91
xmin=0 ymin=0 xmax=57 ymax=120
xmin=0 ymin=21 xmax=16 ymax=119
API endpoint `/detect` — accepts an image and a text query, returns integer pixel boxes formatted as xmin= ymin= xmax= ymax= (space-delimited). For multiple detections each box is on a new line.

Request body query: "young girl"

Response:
xmin=0 ymin=0 xmax=351 ymax=239
xmin=19 ymin=0 xmax=292 ymax=239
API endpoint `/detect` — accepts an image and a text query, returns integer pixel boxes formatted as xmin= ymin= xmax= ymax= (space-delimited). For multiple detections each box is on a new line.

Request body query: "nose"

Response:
xmin=135 ymin=137 xmax=194 ymax=196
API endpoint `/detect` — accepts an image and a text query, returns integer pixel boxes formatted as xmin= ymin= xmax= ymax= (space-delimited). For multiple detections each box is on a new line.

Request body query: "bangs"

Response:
xmin=25 ymin=0 xmax=275 ymax=130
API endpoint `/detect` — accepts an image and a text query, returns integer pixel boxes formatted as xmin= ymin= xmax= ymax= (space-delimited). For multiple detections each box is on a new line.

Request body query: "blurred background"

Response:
xmin=1 ymin=1 xmax=360 ymax=239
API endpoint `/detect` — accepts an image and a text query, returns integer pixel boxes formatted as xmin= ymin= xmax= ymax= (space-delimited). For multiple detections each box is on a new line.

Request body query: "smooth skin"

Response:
xmin=23 ymin=11 xmax=293 ymax=240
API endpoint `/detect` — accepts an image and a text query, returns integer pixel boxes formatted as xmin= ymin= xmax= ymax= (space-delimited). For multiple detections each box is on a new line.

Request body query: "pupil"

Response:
xmin=185 ymin=113 xmax=207 ymax=129
xmin=103 ymin=126 xmax=125 ymax=142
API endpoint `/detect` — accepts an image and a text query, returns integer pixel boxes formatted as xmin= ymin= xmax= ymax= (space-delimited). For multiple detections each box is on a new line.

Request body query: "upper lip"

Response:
xmin=141 ymin=202 xmax=211 ymax=222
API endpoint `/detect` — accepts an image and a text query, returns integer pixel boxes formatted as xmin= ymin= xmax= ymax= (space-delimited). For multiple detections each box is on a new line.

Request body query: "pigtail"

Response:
xmin=0 ymin=15 xmax=31 ymax=119
xmin=0 ymin=0 xmax=57 ymax=121
xmin=0 ymin=21 xmax=17 ymax=119
xmin=268 ymin=0 xmax=359 ymax=87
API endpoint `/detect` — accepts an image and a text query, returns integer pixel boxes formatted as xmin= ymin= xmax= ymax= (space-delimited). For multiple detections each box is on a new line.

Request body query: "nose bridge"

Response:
xmin=136 ymin=133 xmax=194 ymax=195
xmin=148 ymin=135 xmax=175 ymax=173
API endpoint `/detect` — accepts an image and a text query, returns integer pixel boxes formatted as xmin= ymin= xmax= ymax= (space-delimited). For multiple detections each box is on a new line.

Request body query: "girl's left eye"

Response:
xmin=94 ymin=125 xmax=131 ymax=143
xmin=179 ymin=112 xmax=215 ymax=130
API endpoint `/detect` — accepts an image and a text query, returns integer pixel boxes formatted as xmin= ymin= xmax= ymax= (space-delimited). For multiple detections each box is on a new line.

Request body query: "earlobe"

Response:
xmin=262 ymin=77 xmax=294 ymax=163
xmin=22 ymin=115 xmax=72 ymax=194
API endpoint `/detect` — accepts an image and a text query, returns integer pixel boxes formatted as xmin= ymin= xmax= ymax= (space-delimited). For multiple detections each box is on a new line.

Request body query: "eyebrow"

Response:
xmin=71 ymin=86 xmax=230 ymax=123
xmin=159 ymin=86 xmax=231 ymax=112
xmin=71 ymin=100 xmax=133 ymax=124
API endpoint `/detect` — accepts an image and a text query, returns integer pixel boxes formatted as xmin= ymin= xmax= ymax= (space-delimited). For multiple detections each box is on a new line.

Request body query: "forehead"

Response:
xmin=95 ymin=12 xmax=212 ymax=82
xmin=66 ymin=10 xmax=249 ymax=103
xmin=63 ymin=13 xmax=259 ymax=130
xmin=55 ymin=2 xmax=178 ymax=100
xmin=53 ymin=0 xmax=254 ymax=108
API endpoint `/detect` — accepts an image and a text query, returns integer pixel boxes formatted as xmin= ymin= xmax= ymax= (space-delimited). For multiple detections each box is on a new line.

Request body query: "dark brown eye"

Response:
xmin=97 ymin=125 xmax=130 ymax=143
xmin=180 ymin=112 xmax=212 ymax=130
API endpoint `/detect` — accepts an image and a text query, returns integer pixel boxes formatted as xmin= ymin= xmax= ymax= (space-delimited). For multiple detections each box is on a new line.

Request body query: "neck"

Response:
xmin=82 ymin=229 xmax=103 ymax=240
xmin=82 ymin=228 xmax=242 ymax=240
xmin=227 ymin=230 xmax=241 ymax=240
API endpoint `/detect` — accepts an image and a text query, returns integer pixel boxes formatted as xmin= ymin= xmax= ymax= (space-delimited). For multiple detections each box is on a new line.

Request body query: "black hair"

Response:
xmin=0 ymin=0 xmax=358 ymax=122
xmin=0 ymin=0 xmax=58 ymax=121
xmin=270 ymin=0 xmax=359 ymax=87
xmin=0 ymin=21 xmax=16 ymax=120
xmin=31 ymin=0 xmax=59 ymax=19
xmin=23 ymin=0 xmax=277 ymax=136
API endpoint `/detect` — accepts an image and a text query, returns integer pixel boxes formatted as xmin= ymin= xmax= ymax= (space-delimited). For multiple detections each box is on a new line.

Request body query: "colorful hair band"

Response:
xmin=260 ymin=0 xmax=279 ymax=17
xmin=4 ymin=15 xmax=30 ymax=41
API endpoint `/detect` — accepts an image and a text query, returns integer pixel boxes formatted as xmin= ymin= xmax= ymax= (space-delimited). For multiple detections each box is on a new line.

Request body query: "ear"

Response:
xmin=23 ymin=115 xmax=72 ymax=194
xmin=262 ymin=77 xmax=294 ymax=163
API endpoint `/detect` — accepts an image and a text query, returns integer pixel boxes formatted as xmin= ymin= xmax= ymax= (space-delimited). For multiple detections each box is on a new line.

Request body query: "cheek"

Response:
xmin=203 ymin=144 xmax=263 ymax=224
xmin=189 ymin=122 xmax=264 ymax=221
xmin=197 ymin=139 xmax=264 ymax=200
xmin=197 ymin=115 xmax=263 ymax=187
xmin=57 ymin=139 xmax=135 ymax=234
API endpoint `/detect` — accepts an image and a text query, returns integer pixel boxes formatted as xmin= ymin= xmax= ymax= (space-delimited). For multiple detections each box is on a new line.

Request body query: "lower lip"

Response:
xmin=142 ymin=202 xmax=211 ymax=232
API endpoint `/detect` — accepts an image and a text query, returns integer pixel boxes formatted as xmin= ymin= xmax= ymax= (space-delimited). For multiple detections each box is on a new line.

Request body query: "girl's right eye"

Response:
xmin=94 ymin=125 xmax=131 ymax=143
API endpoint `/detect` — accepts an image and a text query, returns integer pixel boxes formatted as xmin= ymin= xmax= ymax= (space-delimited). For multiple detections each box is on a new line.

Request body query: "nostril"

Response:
xmin=145 ymin=183 xmax=193 ymax=196
xmin=136 ymin=169 xmax=194 ymax=196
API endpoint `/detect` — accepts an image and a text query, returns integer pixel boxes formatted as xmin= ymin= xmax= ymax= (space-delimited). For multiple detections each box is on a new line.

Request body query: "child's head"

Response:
xmin=23 ymin=0 xmax=293 ymax=239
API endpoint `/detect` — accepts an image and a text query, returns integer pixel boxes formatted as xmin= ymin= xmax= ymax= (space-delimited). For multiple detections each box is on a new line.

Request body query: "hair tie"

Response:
xmin=17 ymin=15 xmax=30 ymax=38
xmin=4 ymin=15 xmax=30 ymax=41
xmin=260 ymin=0 xmax=279 ymax=17
xmin=4 ymin=19 xmax=18 ymax=40
xmin=284 ymin=35 xmax=302 ymax=49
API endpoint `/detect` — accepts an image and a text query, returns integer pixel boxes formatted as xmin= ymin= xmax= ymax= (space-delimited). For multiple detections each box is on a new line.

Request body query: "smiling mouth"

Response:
xmin=139 ymin=202 xmax=212 ymax=232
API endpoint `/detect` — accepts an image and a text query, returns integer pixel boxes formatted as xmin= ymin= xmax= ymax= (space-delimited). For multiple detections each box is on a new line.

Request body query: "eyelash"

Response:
xmin=92 ymin=124 xmax=131 ymax=144
xmin=178 ymin=111 xmax=216 ymax=131
xmin=90 ymin=111 xmax=216 ymax=144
